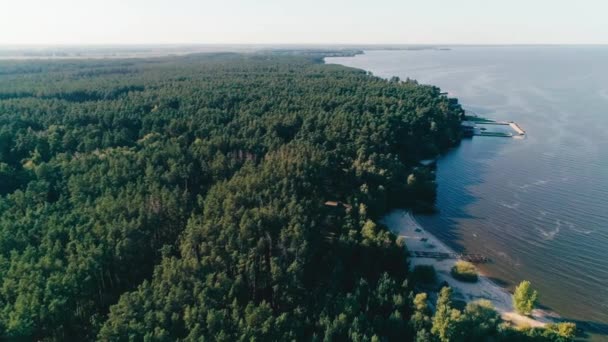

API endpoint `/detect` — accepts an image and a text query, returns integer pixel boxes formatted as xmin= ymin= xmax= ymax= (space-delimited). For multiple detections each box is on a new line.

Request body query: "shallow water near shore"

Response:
xmin=327 ymin=47 xmax=608 ymax=338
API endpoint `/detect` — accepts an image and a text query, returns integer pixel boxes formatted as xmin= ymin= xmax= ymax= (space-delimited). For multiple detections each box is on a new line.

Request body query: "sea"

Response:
xmin=327 ymin=46 xmax=608 ymax=339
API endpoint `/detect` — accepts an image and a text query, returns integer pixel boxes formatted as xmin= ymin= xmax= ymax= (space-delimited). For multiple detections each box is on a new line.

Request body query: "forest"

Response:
xmin=0 ymin=52 xmax=574 ymax=341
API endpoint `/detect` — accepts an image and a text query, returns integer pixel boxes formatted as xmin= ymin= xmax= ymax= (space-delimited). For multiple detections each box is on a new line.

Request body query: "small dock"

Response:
xmin=509 ymin=122 xmax=525 ymax=135
xmin=409 ymin=250 xmax=490 ymax=263
xmin=461 ymin=120 xmax=526 ymax=138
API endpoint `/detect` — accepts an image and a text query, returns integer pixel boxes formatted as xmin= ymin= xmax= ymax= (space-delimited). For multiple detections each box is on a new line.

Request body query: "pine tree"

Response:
xmin=431 ymin=287 xmax=461 ymax=342
xmin=513 ymin=280 xmax=538 ymax=315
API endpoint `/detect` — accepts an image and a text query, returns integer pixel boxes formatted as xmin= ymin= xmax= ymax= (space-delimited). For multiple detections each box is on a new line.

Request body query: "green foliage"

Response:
xmin=513 ymin=280 xmax=539 ymax=315
xmin=405 ymin=168 xmax=437 ymax=213
xmin=424 ymin=286 xmax=572 ymax=342
xmin=515 ymin=325 xmax=577 ymax=342
xmin=0 ymin=52 xmax=570 ymax=342
xmin=432 ymin=287 xmax=462 ymax=342
xmin=450 ymin=260 xmax=479 ymax=283
xmin=458 ymin=299 xmax=501 ymax=340
xmin=546 ymin=322 xmax=577 ymax=339
xmin=412 ymin=265 xmax=437 ymax=285
xmin=410 ymin=292 xmax=431 ymax=333
xmin=0 ymin=53 xmax=463 ymax=340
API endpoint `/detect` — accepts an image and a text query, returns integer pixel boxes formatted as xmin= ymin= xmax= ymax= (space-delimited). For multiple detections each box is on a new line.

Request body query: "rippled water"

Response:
xmin=328 ymin=47 xmax=608 ymax=337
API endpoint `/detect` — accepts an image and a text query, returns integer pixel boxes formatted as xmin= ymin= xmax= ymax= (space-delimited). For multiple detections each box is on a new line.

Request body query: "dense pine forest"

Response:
xmin=0 ymin=52 xmax=574 ymax=341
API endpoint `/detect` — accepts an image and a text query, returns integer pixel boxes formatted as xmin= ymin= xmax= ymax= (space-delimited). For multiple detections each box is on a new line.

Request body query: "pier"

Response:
xmin=461 ymin=120 xmax=526 ymax=138
xmin=409 ymin=250 xmax=490 ymax=263
xmin=509 ymin=122 xmax=525 ymax=135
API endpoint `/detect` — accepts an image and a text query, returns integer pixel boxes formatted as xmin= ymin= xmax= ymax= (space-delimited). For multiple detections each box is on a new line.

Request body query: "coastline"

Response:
xmin=381 ymin=210 xmax=556 ymax=328
xmin=326 ymin=49 xmax=608 ymax=339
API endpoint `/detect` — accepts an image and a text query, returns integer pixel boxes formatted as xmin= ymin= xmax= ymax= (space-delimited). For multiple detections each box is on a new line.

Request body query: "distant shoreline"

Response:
xmin=0 ymin=45 xmax=451 ymax=61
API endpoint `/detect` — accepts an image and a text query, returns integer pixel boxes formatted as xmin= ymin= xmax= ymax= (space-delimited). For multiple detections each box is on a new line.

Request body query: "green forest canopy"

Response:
xmin=0 ymin=52 xmax=573 ymax=341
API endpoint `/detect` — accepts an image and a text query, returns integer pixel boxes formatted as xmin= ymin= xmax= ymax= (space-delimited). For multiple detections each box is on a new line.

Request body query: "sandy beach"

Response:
xmin=381 ymin=210 xmax=555 ymax=328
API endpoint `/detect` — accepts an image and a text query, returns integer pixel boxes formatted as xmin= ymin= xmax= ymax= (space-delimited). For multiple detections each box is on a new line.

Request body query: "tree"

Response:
xmin=0 ymin=52 xmax=465 ymax=340
xmin=410 ymin=292 xmax=431 ymax=332
xmin=459 ymin=299 xmax=501 ymax=340
xmin=513 ymin=280 xmax=538 ymax=315
xmin=431 ymin=287 xmax=461 ymax=342
xmin=546 ymin=322 xmax=577 ymax=340
xmin=415 ymin=328 xmax=432 ymax=342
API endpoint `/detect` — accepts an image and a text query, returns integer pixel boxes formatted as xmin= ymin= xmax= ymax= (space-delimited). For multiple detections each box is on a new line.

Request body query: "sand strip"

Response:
xmin=381 ymin=210 xmax=553 ymax=328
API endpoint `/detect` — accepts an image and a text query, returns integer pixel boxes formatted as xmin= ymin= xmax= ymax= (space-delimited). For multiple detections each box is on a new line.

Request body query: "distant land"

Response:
xmin=0 ymin=44 xmax=458 ymax=60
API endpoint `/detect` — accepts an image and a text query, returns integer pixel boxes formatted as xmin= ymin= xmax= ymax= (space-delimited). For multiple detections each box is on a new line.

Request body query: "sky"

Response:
xmin=1 ymin=0 xmax=607 ymax=45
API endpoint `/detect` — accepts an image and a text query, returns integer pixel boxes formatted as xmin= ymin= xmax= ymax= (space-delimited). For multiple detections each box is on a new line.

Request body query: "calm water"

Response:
xmin=328 ymin=47 xmax=608 ymax=336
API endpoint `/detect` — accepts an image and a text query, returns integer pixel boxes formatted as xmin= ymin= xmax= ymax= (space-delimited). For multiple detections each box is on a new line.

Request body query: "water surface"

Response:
xmin=328 ymin=47 xmax=608 ymax=336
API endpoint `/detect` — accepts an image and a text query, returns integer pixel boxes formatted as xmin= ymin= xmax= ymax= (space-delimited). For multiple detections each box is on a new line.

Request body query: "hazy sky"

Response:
xmin=2 ymin=0 xmax=607 ymax=45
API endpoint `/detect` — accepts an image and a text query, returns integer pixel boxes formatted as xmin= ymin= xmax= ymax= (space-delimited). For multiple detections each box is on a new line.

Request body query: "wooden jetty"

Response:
xmin=508 ymin=122 xmax=526 ymax=135
xmin=409 ymin=250 xmax=490 ymax=263
xmin=461 ymin=120 xmax=526 ymax=138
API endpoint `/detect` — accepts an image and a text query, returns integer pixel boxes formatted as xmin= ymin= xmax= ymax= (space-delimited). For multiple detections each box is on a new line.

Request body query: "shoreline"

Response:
xmin=381 ymin=210 xmax=557 ymax=328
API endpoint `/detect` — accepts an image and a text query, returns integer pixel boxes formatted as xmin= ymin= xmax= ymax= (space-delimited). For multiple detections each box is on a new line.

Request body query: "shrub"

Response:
xmin=450 ymin=261 xmax=478 ymax=282
xmin=413 ymin=265 xmax=437 ymax=284
xmin=546 ymin=322 xmax=577 ymax=339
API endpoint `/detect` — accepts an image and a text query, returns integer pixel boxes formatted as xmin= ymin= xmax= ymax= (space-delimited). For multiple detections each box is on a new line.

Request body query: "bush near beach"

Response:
xmin=451 ymin=260 xmax=479 ymax=282
xmin=413 ymin=265 xmax=437 ymax=284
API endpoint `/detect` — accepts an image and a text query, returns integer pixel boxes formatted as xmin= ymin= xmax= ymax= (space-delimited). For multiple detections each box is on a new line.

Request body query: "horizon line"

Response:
xmin=2 ymin=43 xmax=608 ymax=48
